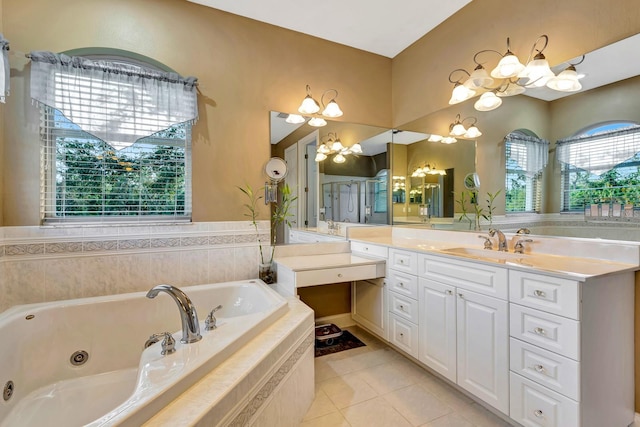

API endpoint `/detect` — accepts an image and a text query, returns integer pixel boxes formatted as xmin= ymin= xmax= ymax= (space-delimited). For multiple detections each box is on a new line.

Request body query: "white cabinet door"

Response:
xmin=352 ymin=279 xmax=387 ymax=340
xmin=418 ymin=278 xmax=456 ymax=383
xmin=456 ymin=289 xmax=509 ymax=415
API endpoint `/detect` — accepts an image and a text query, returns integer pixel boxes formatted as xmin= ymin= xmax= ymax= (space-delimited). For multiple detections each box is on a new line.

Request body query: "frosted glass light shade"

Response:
xmin=490 ymin=53 xmax=525 ymax=78
xmin=315 ymin=152 xmax=327 ymax=162
xmin=350 ymin=143 xmax=363 ymax=154
xmin=298 ymin=95 xmax=320 ymax=114
xmin=285 ymin=114 xmax=306 ymax=124
xmin=450 ymin=123 xmax=467 ymax=137
xmin=428 ymin=134 xmax=443 ymax=142
xmin=330 ymin=140 xmax=344 ymax=151
xmin=449 ymin=83 xmax=476 ymax=104
xmin=474 ymin=92 xmax=503 ymax=111
xmin=308 ymin=117 xmax=327 ymax=127
xmin=519 ymin=57 xmax=555 ymax=88
xmin=464 ymin=66 xmax=494 ymax=89
xmin=546 ymin=67 xmax=582 ymax=92
xmin=464 ymin=125 xmax=482 ymax=138
xmin=441 ymin=136 xmax=457 ymax=144
xmin=333 ymin=153 xmax=346 ymax=163
xmin=317 ymin=144 xmax=331 ymax=154
xmin=322 ymin=100 xmax=343 ymax=118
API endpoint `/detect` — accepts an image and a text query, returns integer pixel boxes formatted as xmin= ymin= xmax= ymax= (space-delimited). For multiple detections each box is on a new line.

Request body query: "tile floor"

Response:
xmin=302 ymin=326 xmax=513 ymax=427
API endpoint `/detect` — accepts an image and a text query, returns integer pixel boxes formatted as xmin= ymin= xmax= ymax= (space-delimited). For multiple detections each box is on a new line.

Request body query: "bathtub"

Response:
xmin=0 ymin=280 xmax=289 ymax=427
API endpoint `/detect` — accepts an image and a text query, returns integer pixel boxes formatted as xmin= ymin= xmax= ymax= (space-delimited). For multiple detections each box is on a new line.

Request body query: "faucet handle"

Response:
xmin=148 ymin=332 xmax=176 ymax=355
xmin=514 ymin=238 xmax=534 ymax=254
xmin=205 ymin=305 xmax=223 ymax=331
xmin=478 ymin=235 xmax=493 ymax=250
xmin=516 ymin=228 xmax=531 ymax=235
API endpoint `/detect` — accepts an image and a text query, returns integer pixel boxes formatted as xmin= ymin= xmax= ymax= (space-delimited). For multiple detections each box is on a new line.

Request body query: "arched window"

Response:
xmin=556 ymin=121 xmax=640 ymax=211
xmin=30 ymin=50 xmax=198 ymax=223
xmin=504 ymin=130 xmax=549 ymax=213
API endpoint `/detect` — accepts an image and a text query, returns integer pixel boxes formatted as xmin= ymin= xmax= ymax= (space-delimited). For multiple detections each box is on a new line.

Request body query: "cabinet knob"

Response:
xmin=365 ymin=247 xmax=369 ymax=251
xmin=533 ymin=409 xmax=544 ymax=418
xmin=533 ymin=289 xmax=546 ymax=298
xmin=533 ymin=364 xmax=546 ymax=373
xmin=399 ymin=332 xmax=404 ymax=337
xmin=399 ymin=259 xmax=405 ymax=264
xmin=337 ymin=273 xmax=343 ymax=278
xmin=399 ymin=282 xmax=404 ymax=287
xmin=533 ymin=327 xmax=546 ymax=335
xmin=445 ymin=290 xmax=453 ymax=295
xmin=457 ymin=293 xmax=464 ymax=298
xmin=399 ymin=305 xmax=404 ymax=310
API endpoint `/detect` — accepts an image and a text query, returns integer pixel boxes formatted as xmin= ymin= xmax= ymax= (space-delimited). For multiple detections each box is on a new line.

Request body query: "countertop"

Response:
xmin=274 ymin=252 xmax=385 ymax=272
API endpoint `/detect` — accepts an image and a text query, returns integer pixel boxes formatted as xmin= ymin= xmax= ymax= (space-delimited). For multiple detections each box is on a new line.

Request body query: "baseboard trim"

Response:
xmin=315 ymin=313 xmax=354 ymax=329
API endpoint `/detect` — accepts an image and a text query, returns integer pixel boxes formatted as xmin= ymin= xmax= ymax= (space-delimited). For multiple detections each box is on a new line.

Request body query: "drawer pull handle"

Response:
xmin=399 ymin=259 xmax=405 ymax=264
xmin=399 ymin=282 xmax=404 ymax=287
xmin=533 ymin=290 xmax=546 ymax=298
xmin=399 ymin=332 xmax=404 ymax=337
xmin=399 ymin=305 xmax=404 ymax=310
xmin=445 ymin=290 xmax=453 ymax=295
xmin=337 ymin=273 xmax=343 ymax=278
xmin=533 ymin=409 xmax=544 ymax=418
xmin=458 ymin=293 xmax=464 ymax=298
xmin=533 ymin=364 xmax=546 ymax=373
xmin=533 ymin=327 xmax=546 ymax=335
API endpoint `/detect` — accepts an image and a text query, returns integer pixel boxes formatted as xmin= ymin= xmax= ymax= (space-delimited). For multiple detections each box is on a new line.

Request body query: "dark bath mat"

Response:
xmin=314 ymin=330 xmax=366 ymax=357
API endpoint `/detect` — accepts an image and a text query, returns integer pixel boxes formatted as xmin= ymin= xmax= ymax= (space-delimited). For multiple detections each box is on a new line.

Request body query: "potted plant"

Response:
xmin=239 ymin=183 xmax=296 ymax=284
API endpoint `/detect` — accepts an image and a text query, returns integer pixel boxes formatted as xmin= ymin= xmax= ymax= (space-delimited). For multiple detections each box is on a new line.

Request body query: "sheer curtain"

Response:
xmin=505 ymin=132 xmax=549 ymax=177
xmin=0 ymin=34 xmax=10 ymax=103
xmin=556 ymin=125 xmax=640 ymax=175
xmin=29 ymin=51 xmax=198 ymax=150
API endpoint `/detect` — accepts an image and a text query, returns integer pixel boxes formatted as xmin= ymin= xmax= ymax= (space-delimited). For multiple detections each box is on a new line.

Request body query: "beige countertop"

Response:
xmin=274 ymin=252 xmax=385 ymax=272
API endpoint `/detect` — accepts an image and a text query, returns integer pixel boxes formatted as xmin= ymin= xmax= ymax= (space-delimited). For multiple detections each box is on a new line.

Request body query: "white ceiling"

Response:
xmin=186 ymin=0 xmax=471 ymax=58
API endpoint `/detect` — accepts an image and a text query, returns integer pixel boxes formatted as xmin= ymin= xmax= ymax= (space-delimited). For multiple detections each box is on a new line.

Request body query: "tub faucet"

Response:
xmin=146 ymin=285 xmax=202 ymax=344
xmin=488 ymin=228 xmax=508 ymax=252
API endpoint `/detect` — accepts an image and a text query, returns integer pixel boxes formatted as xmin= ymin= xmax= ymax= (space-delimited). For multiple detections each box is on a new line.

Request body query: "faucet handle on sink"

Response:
xmin=146 ymin=332 xmax=176 ymax=355
xmin=514 ymin=238 xmax=534 ymax=254
xmin=478 ymin=235 xmax=493 ymax=250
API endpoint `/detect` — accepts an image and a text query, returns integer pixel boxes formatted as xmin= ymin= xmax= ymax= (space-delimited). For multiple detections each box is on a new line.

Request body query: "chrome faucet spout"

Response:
xmin=146 ymin=284 xmax=202 ymax=344
xmin=488 ymin=228 xmax=508 ymax=252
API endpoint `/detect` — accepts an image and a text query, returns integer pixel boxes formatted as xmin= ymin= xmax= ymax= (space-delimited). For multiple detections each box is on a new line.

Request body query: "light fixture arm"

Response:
xmin=473 ymin=49 xmax=503 ymax=67
xmin=448 ymin=68 xmax=471 ymax=84
xmin=321 ymin=89 xmax=339 ymax=107
xmin=526 ymin=34 xmax=549 ymax=62
xmin=569 ymin=54 xmax=586 ymax=67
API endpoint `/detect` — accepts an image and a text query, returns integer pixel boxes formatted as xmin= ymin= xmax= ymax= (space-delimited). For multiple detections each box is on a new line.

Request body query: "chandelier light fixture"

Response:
xmin=289 ymin=85 xmax=344 ymax=127
xmin=315 ymin=132 xmax=362 ymax=163
xmin=411 ymin=164 xmax=447 ymax=177
xmin=448 ymin=35 xmax=585 ymax=112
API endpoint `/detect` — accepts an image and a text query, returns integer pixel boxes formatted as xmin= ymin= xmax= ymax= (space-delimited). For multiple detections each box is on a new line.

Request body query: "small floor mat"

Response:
xmin=314 ymin=330 xmax=366 ymax=357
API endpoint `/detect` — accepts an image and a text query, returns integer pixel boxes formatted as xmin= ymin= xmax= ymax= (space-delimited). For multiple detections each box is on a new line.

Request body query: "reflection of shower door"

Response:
xmin=365 ymin=178 xmax=387 ymax=224
xmin=321 ymin=183 xmax=333 ymax=221
xmin=336 ymin=182 xmax=359 ymax=223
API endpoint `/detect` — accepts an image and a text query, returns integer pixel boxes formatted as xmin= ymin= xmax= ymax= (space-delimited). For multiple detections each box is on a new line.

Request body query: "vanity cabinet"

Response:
xmin=508 ymin=270 xmax=634 ymax=427
xmin=288 ymin=229 xmax=344 ymax=243
xmin=418 ymin=254 xmax=509 ymax=415
xmin=351 ymin=242 xmax=388 ymax=340
xmin=387 ymin=248 xmax=420 ymax=358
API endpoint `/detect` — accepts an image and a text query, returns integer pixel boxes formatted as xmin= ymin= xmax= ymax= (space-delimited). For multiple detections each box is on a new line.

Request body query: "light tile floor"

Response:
xmin=302 ymin=326 xmax=513 ymax=427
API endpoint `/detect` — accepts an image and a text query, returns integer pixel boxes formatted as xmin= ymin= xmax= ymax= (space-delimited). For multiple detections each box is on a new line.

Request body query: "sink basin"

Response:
xmin=439 ymin=247 xmax=529 ymax=262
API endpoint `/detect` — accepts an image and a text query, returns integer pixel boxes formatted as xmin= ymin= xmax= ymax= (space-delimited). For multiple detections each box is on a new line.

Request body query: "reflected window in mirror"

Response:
xmin=557 ymin=121 xmax=640 ymax=212
xmin=504 ymin=130 xmax=549 ymax=213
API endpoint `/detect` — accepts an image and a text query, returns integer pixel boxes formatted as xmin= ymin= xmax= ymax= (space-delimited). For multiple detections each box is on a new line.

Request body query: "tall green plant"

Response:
xmin=238 ymin=183 xmax=296 ymax=265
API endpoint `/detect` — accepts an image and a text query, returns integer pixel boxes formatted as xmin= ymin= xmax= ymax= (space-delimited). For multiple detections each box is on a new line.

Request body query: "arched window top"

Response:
xmin=574 ymin=120 xmax=639 ymax=137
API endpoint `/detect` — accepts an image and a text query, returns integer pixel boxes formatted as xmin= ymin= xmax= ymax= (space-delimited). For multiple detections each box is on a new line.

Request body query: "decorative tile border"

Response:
xmin=228 ymin=332 xmax=314 ymax=427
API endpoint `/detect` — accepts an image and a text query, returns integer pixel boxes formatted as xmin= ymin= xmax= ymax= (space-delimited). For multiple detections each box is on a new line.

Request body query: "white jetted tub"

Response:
xmin=0 ymin=280 xmax=288 ymax=427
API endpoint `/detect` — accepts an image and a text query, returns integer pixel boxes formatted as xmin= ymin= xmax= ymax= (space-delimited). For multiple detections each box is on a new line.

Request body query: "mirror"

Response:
xmin=464 ymin=173 xmax=480 ymax=191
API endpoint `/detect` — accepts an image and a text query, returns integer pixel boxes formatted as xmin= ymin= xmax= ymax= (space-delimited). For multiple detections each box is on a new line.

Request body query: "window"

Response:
xmin=30 ymin=51 xmax=198 ymax=223
xmin=504 ymin=131 xmax=548 ymax=213
xmin=557 ymin=122 xmax=640 ymax=211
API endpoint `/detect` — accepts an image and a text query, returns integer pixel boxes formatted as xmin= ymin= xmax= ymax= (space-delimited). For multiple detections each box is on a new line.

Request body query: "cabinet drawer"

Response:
xmin=295 ymin=264 xmax=379 ymax=287
xmin=510 ymin=338 xmax=580 ymax=401
xmin=509 ymin=271 xmax=580 ymax=320
xmin=389 ymin=248 xmax=418 ymax=274
xmin=510 ymin=304 xmax=580 ymax=360
xmin=510 ymin=373 xmax=580 ymax=427
xmin=418 ymin=254 xmax=508 ymax=300
xmin=387 ymin=269 xmax=418 ymax=299
xmin=389 ymin=291 xmax=419 ymax=323
xmin=350 ymin=241 xmax=388 ymax=259
xmin=389 ymin=313 xmax=418 ymax=358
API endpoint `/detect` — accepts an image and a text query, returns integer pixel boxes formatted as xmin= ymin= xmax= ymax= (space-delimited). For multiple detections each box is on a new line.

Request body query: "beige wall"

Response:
xmin=1 ymin=0 xmax=392 ymax=225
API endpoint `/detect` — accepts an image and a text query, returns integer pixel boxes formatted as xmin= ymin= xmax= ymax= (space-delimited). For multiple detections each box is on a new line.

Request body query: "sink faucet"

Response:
xmin=146 ymin=285 xmax=202 ymax=344
xmin=488 ymin=228 xmax=508 ymax=252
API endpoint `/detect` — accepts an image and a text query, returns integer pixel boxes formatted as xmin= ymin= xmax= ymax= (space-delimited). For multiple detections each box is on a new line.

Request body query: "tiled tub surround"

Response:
xmin=0 ymin=280 xmax=290 ymax=426
xmin=0 ymin=221 xmax=270 ymax=312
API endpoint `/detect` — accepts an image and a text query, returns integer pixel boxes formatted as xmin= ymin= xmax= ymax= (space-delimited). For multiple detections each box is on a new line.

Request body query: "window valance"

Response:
xmin=556 ymin=125 xmax=640 ymax=175
xmin=29 ymin=51 xmax=198 ymax=150
xmin=0 ymin=34 xmax=10 ymax=103
xmin=505 ymin=132 xmax=549 ymax=178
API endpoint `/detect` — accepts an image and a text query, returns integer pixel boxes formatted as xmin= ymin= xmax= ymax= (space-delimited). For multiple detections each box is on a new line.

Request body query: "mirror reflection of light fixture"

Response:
xmin=448 ymin=35 xmax=586 ymax=111
xmin=308 ymin=117 xmax=327 ymax=127
xmin=411 ymin=164 xmax=447 ymax=177
xmin=285 ymin=114 xmax=306 ymax=124
xmin=441 ymin=136 xmax=457 ymax=144
xmin=449 ymin=114 xmax=483 ymax=139
xmin=315 ymin=132 xmax=362 ymax=163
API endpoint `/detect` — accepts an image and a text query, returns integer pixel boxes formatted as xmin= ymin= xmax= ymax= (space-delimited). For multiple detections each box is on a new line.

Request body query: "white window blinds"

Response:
xmin=505 ymin=132 xmax=548 ymax=213
xmin=31 ymin=52 xmax=197 ymax=223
